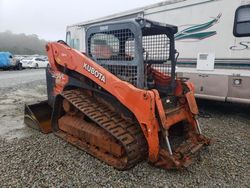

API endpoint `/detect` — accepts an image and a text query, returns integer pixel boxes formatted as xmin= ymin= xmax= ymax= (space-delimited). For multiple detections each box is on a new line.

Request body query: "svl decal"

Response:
xmin=230 ymin=41 xmax=250 ymax=51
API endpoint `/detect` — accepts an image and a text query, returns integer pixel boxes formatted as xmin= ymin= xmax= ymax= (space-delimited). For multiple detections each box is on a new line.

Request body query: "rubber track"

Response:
xmin=60 ymin=89 xmax=148 ymax=169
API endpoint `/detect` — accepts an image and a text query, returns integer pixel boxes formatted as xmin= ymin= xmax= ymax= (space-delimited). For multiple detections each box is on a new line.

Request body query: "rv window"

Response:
xmin=233 ymin=5 xmax=250 ymax=37
xmin=73 ymin=39 xmax=80 ymax=50
xmin=66 ymin=32 xmax=71 ymax=46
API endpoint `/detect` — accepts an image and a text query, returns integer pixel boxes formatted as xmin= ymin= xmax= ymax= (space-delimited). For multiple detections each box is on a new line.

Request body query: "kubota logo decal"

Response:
xmin=83 ymin=63 xmax=106 ymax=83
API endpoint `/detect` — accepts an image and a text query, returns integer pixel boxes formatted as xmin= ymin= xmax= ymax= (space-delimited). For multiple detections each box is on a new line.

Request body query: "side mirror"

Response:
xmin=233 ymin=4 xmax=250 ymax=37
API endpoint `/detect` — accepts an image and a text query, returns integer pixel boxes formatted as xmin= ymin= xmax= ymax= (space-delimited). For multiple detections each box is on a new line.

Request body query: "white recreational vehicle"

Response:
xmin=66 ymin=0 xmax=250 ymax=104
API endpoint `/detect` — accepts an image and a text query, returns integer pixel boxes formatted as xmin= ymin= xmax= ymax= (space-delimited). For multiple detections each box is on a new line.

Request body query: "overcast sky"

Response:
xmin=0 ymin=0 xmax=163 ymax=40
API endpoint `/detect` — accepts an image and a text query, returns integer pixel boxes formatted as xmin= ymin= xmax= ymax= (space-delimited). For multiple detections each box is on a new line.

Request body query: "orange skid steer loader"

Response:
xmin=24 ymin=18 xmax=210 ymax=170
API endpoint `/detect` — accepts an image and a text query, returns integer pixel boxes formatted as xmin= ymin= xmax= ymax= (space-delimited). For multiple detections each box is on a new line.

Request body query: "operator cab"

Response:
xmin=86 ymin=18 xmax=178 ymax=94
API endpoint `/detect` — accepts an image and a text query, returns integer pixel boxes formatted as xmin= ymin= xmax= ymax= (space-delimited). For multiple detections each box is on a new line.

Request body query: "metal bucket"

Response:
xmin=24 ymin=101 xmax=52 ymax=134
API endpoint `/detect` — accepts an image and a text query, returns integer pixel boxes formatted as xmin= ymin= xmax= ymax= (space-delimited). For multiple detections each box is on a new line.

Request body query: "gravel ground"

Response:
xmin=0 ymin=71 xmax=249 ymax=187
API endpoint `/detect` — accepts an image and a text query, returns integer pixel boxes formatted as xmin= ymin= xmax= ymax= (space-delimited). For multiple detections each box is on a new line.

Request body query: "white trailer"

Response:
xmin=66 ymin=0 xmax=250 ymax=104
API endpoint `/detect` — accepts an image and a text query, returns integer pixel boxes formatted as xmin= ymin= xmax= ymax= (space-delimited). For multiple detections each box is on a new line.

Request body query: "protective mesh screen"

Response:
xmin=88 ymin=29 xmax=138 ymax=86
xmin=88 ymin=29 xmax=135 ymax=61
xmin=150 ymin=63 xmax=171 ymax=77
xmin=101 ymin=64 xmax=138 ymax=86
xmin=142 ymin=34 xmax=170 ymax=62
xmin=143 ymin=34 xmax=171 ymax=78
xmin=88 ymin=29 xmax=172 ymax=87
